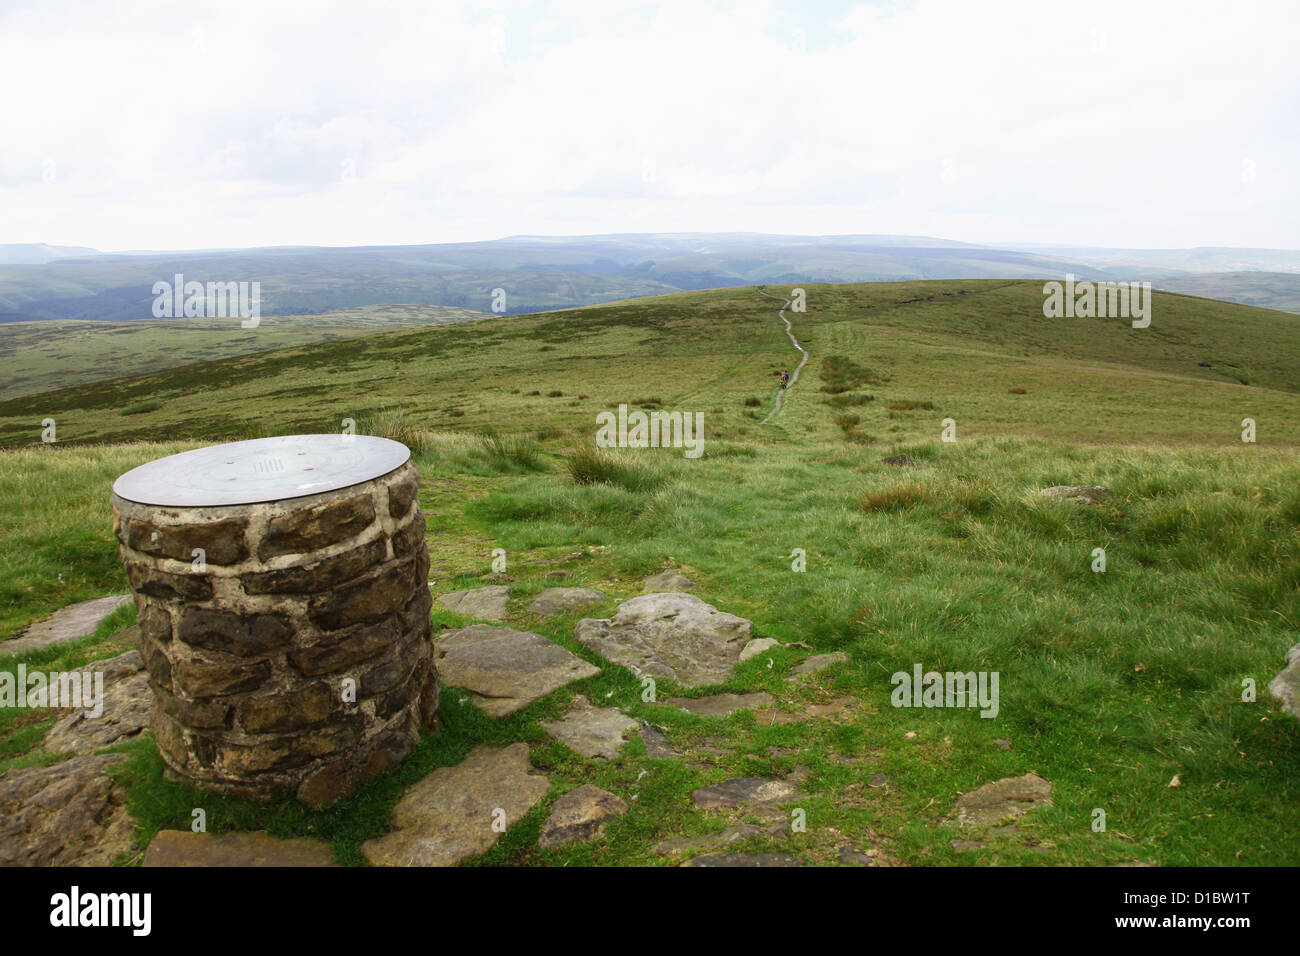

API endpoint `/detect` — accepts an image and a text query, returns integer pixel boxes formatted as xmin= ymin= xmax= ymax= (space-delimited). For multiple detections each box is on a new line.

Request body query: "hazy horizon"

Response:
xmin=9 ymin=232 xmax=1300 ymax=259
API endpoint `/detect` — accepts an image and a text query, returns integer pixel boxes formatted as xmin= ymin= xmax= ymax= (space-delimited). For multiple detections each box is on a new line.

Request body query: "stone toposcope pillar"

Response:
xmin=110 ymin=434 xmax=438 ymax=808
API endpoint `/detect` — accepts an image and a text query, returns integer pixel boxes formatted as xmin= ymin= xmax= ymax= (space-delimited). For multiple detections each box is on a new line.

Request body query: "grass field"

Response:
xmin=0 ymin=279 xmax=1296 ymax=866
xmin=0 ymin=304 xmax=490 ymax=399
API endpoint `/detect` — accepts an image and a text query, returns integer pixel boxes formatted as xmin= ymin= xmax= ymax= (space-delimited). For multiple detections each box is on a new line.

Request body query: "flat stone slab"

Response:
xmin=788 ymin=651 xmax=850 ymax=679
xmin=664 ymin=691 xmax=775 ymax=717
xmin=540 ymin=695 xmax=638 ymax=759
xmin=1039 ymin=485 xmax=1113 ymax=505
xmin=838 ymin=846 xmax=877 ymax=865
xmin=739 ymin=638 xmax=780 ymax=662
xmin=753 ymin=695 xmax=855 ymax=725
xmin=42 ymin=650 xmax=151 ymax=755
xmin=0 ymin=754 xmax=136 ymax=866
xmin=955 ymin=773 xmax=1053 ymax=827
xmin=642 ymin=569 xmax=698 ymax=592
xmin=434 ymin=625 xmax=600 ymax=717
xmin=1269 ymin=642 xmax=1300 ymax=720
xmin=143 ymin=830 xmax=338 ymax=866
xmin=693 ymin=777 xmax=803 ymax=811
xmin=2 ymin=594 xmax=131 ymax=655
xmin=681 ymin=852 xmax=806 ymax=867
xmin=363 ymin=743 xmax=550 ymax=866
xmin=437 ymin=585 xmax=509 ymax=621
xmin=575 ymin=592 xmax=752 ymax=687
xmin=638 ymin=724 xmax=678 ymax=758
xmin=654 ymin=819 xmax=789 ymax=856
xmin=528 ymin=587 xmax=607 ymax=617
xmin=538 ymin=784 xmax=627 ymax=848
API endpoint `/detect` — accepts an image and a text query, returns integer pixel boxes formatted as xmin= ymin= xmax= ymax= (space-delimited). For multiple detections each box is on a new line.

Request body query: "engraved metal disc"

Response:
xmin=112 ymin=434 xmax=411 ymax=507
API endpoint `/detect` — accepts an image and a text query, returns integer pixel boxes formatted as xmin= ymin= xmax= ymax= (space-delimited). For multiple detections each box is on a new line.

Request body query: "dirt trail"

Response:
xmin=757 ymin=289 xmax=808 ymax=425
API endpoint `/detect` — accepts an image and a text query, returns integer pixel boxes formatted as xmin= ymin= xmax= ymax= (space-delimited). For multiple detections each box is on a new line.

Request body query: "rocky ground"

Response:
xmin=0 ymin=573 xmax=1100 ymax=867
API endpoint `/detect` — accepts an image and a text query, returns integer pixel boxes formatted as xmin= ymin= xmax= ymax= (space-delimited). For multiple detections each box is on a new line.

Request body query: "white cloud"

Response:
xmin=0 ymin=0 xmax=1295 ymax=250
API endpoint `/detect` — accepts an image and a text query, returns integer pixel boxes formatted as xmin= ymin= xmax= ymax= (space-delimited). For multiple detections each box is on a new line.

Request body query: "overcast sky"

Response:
xmin=2 ymin=0 xmax=1297 ymax=252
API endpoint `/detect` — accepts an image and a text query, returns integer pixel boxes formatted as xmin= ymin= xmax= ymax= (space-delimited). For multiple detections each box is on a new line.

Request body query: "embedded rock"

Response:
xmin=2 ymin=594 xmax=131 ymax=656
xmin=641 ymin=569 xmax=698 ymax=592
xmin=638 ymin=724 xmax=678 ymax=758
xmin=654 ymin=819 xmax=789 ymax=856
xmin=437 ymin=585 xmax=510 ymax=622
xmin=540 ymin=695 xmax=637 ymax=759
xmin=664 ymin=691 xmax=775 ymax=717
xmin=362 ymin=743 xmax=550 ymax=866
xmin=1039 ymin=485 xmax=1113 ymax=505
xmin=739 ymin=638 xmax=781 ymax=662
xmin=538 ymin=784 xmax=627 ymax=848
xmin=42 ymin=650 xmax=152 ymax=755
xmin=527 ymin=587 xmax=606 ymax=618
xmin=434 ymin=625 xmax=600 ymax=717
xmin=0 ymin=754 xmax=136 ymax=866
xmin=787 ymin=652 xmax=850 ymax=679
xmin=955 ymin=773 xmax=1053 ymax=827
xmin=681 ymin=852 xmax=806 ymax=867
xmin=693 ymin=777 xmax=803 ymax=811
xmin=1268 ymin=642 xmax=1300 ymax=720
xmin=143 ymin=829 xmax=338 ymax=867
xmin=575 ymin=592 xmax=752 ymax=687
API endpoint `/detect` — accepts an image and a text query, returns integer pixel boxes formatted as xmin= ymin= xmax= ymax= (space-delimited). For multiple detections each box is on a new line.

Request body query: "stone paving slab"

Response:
xmin=1269 ymin=641 xmax=1300 ymax=720
xmin=435 ymin=625 xmax=600 ymax=717
xmin=638 ymin=724 xmax=678 ymax=758
xmin=641 ymin=569 xmax=698 ymax=592
xmin=2 ymin=594 xmax=131 ymax=656
xmin=692 ymin=777 xmax=803 ymax=811
xmin=540 ymin=695 xmax=638 ymax=759
xmin=538 ymin=784 xmax=627 ymax=848
xmin=787 ymin=652 xmax=850 ymax=680
xmin=143 ymin=830 xmax=338 ymax=866
xmin=437 ymin=585 xmax=509 ymax=621
xmin=954 ymin=773 xmax=1053 ymax=827
xmin=654 ymin=819 xmax=789 ymax=856
xmin=681 ymin=851 xmax=806 ymax=867
xmin=575 ymin=592 xmax=752 ymax=687
xmin=664 ymin=691 xmax=774 ymax=717
xmin=528 ymin=587 xmax=607 ymax=617
xmin=363 ymin=743 xmax=550 ymax=866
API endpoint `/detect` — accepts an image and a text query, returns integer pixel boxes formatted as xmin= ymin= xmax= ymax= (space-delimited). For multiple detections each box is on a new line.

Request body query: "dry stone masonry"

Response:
xmin=111 ymin=436 xmax=438 ymax=808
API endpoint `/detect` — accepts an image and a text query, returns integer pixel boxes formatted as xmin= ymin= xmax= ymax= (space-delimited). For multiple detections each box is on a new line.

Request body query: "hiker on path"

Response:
xmin=780 ymin=370 xmax=790 ymax=389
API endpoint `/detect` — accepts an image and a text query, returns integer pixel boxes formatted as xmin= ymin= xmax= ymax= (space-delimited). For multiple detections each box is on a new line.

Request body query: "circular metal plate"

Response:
xmin=112 ymin=434 xmax=411 ymax=507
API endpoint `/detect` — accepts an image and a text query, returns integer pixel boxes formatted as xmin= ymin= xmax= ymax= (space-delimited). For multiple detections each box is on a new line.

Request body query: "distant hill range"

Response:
xmin=0 ymin=243 xmax=102 ymax=265
xmin=2 ymin=233 xmax=1299 ymax=321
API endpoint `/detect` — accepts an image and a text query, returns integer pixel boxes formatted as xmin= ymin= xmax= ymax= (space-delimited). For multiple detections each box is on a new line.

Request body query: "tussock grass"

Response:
xmin=359 ymin=408 xmax=430 ymax=455
xmin=120 ymin=400 xmax=162 ymax=416
xmin=565 ymin=445 xmax=666 ymax=493
xmin=820 ymin=355 xmax=885 ymax=393
xmin=826 ymin=392 xmax=874 ymax=407
xmin=476 ymin=429 xmax=546 ymax=473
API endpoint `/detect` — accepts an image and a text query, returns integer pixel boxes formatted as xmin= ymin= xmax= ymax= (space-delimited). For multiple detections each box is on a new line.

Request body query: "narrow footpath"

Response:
xmin=757 ymin=288 xmax=808 ymax=425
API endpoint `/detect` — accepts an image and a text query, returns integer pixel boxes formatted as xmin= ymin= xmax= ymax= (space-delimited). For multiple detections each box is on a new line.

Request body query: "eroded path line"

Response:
xmin=757 ymin=289 xmax=808 ymax=425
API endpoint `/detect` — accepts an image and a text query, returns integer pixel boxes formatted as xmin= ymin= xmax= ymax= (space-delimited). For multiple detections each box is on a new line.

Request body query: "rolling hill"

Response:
xmin=2 ymin=279 xmax=1296 ymax=449
xmin=1 ymin=277 xmax=1297 ymax=868
xmin=4 ymin=234 xmax=1299 ymax=327
xmin=0 ymin=304 xmax=490 ymax=399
